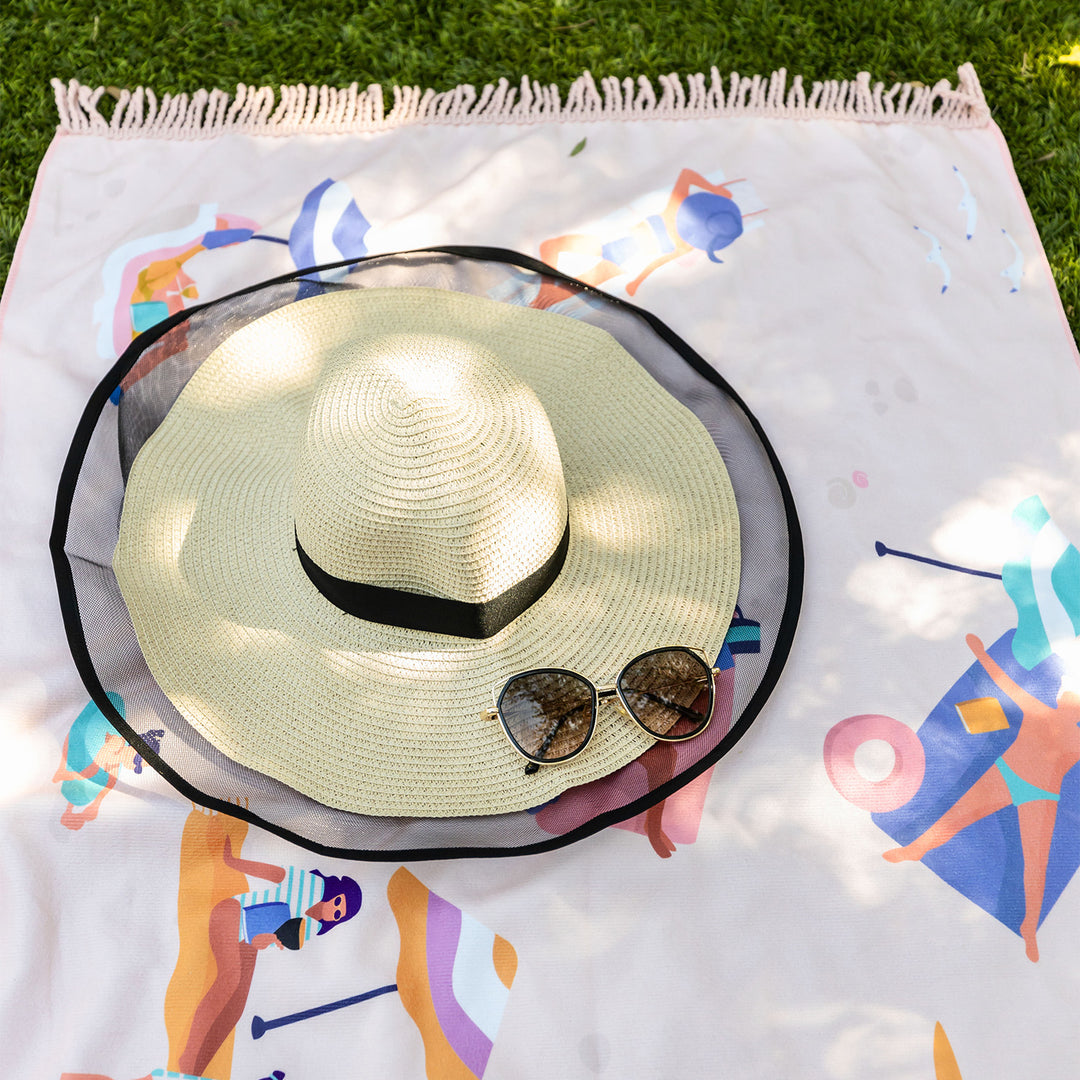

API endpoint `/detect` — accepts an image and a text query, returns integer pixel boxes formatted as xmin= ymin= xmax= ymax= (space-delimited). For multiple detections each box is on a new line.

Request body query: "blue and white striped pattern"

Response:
xmin=288 ymin=178 xmax=370 ymax=277
xmin=1001 ymin=495 xmax=1080 ymax=669
xmin=234 ymin=865 xmax=321 ymax=944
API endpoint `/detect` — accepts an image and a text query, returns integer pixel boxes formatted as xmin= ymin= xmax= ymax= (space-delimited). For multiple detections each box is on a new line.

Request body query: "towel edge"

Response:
xmin=50 ymin=64 xmax=990 ymax=139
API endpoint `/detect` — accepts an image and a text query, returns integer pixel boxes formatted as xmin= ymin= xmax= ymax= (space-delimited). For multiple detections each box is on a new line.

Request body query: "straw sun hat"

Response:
xmin=111 ymin=284 xmax=740 ymax=817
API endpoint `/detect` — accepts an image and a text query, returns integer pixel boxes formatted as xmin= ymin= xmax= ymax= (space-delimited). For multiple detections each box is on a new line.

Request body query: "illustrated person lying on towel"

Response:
xmin=885 ymin=633 xmax=1080 ymax=962
xmin=52 ymin=697 xmax=140 ymax=831
xmin=177 ymin=836 xmax=362 ymax=1075
xmin=537 ymin=167 xmax=744 ymax=302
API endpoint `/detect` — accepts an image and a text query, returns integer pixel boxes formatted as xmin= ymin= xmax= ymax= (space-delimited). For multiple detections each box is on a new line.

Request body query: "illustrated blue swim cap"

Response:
xmin=202 ymin=227 xmax=255 ymax=249
xmin=675 ymin=191 xmax=743 ymax=262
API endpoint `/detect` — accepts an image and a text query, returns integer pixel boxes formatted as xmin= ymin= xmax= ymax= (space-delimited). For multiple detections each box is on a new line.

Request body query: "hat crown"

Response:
xmin=293 ymin=332 xmax=568 ymax=605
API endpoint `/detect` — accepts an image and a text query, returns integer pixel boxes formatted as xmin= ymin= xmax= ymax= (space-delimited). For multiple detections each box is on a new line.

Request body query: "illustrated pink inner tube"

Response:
xmin=824 ymin=713 xmax=926 ymax=813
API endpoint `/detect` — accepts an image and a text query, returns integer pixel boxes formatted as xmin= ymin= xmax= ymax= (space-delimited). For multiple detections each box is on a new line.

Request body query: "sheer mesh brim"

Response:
xmin=52 ymin=248 xmax=802 ymax=859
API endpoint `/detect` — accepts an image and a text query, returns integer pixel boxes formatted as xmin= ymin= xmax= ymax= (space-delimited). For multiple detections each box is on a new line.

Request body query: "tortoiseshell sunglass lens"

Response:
xmin=497 ymin=670 xmax=596 ymax=764
xmin=617 ymin=648 xmax=713 ymax=739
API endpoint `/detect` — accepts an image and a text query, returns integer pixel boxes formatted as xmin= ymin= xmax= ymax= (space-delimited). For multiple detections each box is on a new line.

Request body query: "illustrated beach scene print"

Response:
xmin=51 ymin=693 xmax=139 ymax=830
xmin=62 ymin=810 xmax=518 ymax=1080
xmin=94 ymin=205 xmax=259 ymax=360
xmin=163 ymin=809 xmax=362 ymax=1079
xmin=535 ymin=165 xmax=765 ymax=303
xmin=3 ymin=58 xmax=1079 ymax=1079
xmin=95 ymin=178 xmax=373 ymax=383
xmin=388 ymin=868 xmax=518 ymax=1080
xmin=827 ymin=497 xmax=1080 ymax=963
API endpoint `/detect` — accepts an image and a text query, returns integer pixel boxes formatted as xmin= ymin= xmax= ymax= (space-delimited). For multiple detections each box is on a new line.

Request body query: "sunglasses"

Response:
xmin=486 ymin=647 xmax=718 ymax=773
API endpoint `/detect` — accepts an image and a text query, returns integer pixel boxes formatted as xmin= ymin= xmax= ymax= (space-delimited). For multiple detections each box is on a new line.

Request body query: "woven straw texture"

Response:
xmin=293 ymin=330 xmax=567 ymax=602
xmin=114 ymin=287 xmax=740 ymax=815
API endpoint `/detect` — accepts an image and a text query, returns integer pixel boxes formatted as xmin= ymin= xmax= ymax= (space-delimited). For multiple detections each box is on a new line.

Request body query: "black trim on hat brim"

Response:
xmin=50 ymin=246 xmax=803 ymax=862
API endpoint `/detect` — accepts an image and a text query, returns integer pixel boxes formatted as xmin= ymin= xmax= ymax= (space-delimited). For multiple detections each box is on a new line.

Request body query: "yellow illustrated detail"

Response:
xmin=954 ymin=696 xmax=1010 ymax=734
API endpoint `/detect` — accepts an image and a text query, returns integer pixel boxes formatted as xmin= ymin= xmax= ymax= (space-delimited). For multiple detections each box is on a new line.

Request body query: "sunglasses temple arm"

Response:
xmin=633 ymin=689 xmax=712 ymax=722
xmin=522 ymin=707 xmax=585 ymax=775
xmin=533 ymin=712 xmax=573 ymax=761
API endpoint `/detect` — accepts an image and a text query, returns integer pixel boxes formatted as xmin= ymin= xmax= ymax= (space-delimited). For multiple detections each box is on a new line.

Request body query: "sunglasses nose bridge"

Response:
xmin=597 ymin=685 xmax=636 ymax=725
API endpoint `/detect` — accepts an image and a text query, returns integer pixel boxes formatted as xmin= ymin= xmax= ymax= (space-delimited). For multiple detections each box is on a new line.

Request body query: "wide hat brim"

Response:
xmin=112 ymin=286 xmax=740 ymax=816
xmin=53 ymin=248 xmax=801 ymax=856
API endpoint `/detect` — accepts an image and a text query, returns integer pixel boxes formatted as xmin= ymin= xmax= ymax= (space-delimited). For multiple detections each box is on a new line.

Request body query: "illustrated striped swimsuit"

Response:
xmin=233 ymin=866 xmax=322 ymax=945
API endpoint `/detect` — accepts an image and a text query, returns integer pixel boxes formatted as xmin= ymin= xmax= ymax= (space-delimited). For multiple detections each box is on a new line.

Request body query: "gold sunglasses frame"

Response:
xmin=484 ymin=646 xmax=720 ymax=771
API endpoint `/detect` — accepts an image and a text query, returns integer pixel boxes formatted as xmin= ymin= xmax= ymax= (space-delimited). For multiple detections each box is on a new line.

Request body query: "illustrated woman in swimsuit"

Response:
xmin=536 ymin=167 xmax=746 ymax=304
xmin=52 ymin=697 xmax=140 ymax=830
xmin=177 ymin=836 xmax=361 ymax=1075
xmin=884 ymin=633 xmax=1080 ymax=961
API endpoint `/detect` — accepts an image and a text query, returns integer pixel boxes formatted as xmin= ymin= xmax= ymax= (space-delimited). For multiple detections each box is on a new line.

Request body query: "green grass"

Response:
xmin=2 ymin=0 xmax=1078 ymax=337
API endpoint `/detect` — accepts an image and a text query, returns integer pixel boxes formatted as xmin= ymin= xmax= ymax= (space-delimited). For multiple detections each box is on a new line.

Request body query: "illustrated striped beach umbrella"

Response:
xmin=388 ymin=867 xmax=518 ymax=1080
xmin=288 ymin=178 xmax=371 ymax=277
xmin=1001 ymin=495 xmax=1080 ymax=670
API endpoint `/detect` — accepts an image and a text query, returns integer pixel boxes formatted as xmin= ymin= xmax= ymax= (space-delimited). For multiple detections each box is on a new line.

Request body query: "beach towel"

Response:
xmin=3 ymin=63 xmax=1079 ymax=1079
